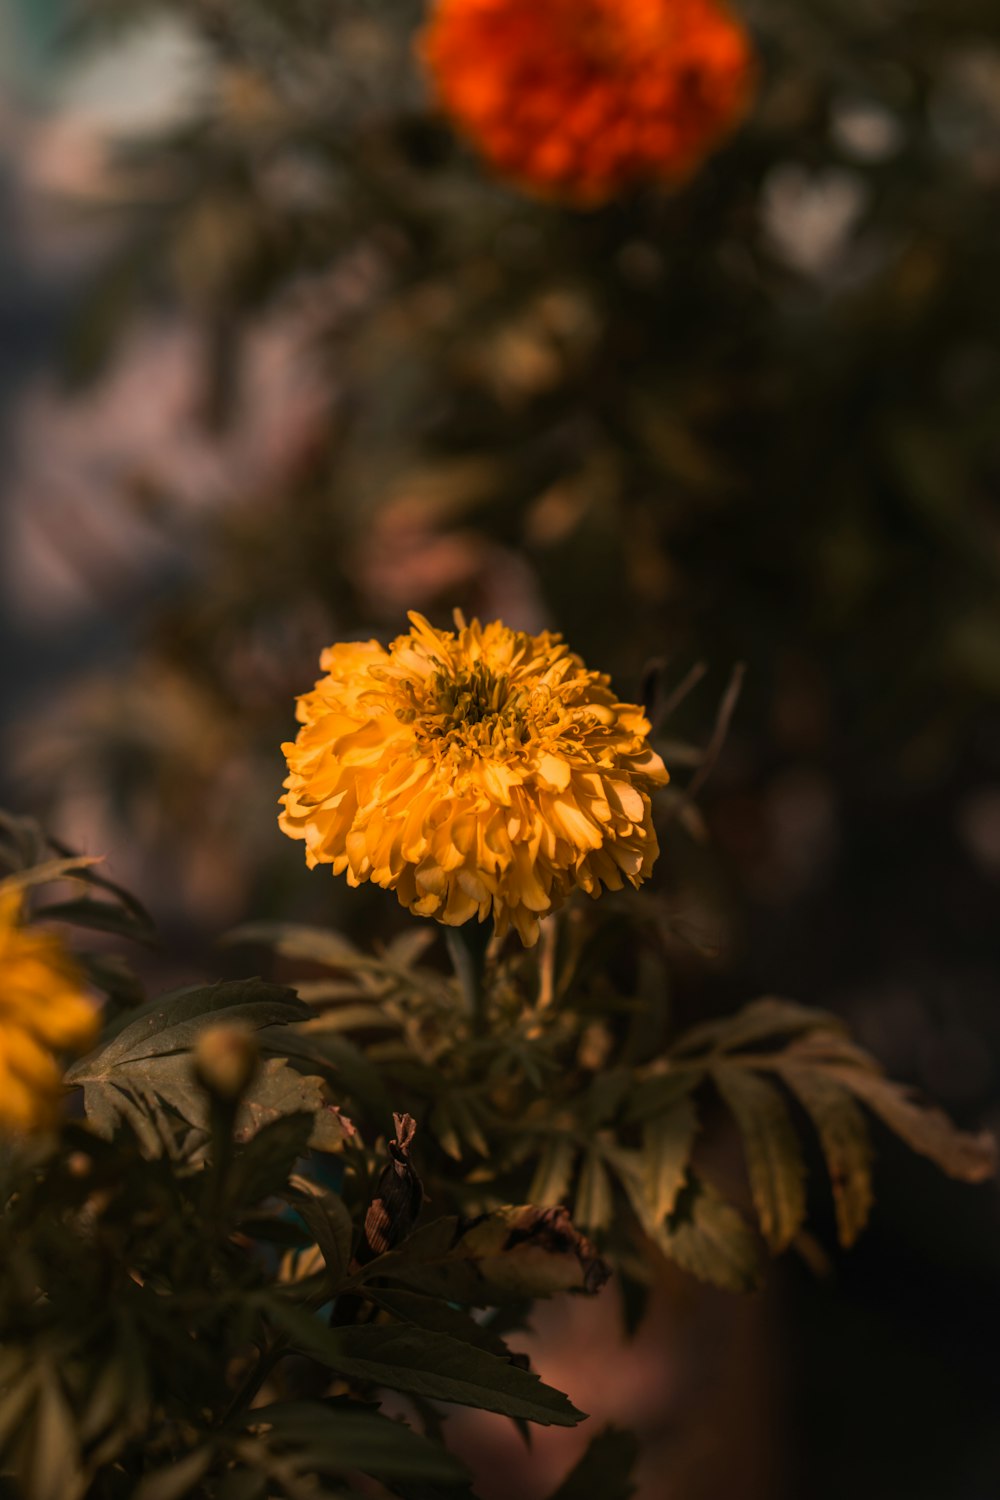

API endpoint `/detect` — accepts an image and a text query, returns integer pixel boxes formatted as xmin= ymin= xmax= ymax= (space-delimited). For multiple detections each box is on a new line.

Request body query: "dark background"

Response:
xmin=2 ymin=1 xmax=999 ymax=1495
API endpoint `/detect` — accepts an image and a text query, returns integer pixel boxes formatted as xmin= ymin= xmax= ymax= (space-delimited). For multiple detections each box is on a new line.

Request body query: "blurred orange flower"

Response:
xmin=420 ymin=0 xmax=755 ymax=204
xmin=0 ymin=890 xmax=98 ymax=1133
xmin=280 ymin=611 xmax=668 ymax=945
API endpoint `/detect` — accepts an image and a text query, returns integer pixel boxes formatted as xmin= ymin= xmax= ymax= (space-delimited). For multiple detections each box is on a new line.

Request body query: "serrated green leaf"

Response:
xmin=72 ymin=1046 xmax=349 ymax=1158
xmin=236 ymin=1060 xmax=354 ymax=1152
xmin=227 ymin=923 xmax=365 ymax=969
xmin=240 ymin=1401 xmax=467 ymax=1482
xmin=624 ymin=1069 xmax=700 ymax=1125
xmin=0 ymin=856 xmax=101 ymax=899
xmin=227 ymin=1113 xmax=314 ymax=1205
xmin=383 ymin=927 xmax=436 ymax=968
xmin=267 ymin=1304 xmax=584 ymax=1426
xmin=362 ymin=1288 xmax=513 ymax=1358
xmin=297 ymin=1000 xmax=399 ymax=1031
xmin=575 ymin=1148 xmax=614 ymax=1231
xmin=546 ymin=1426 xmax=639 ymax=1500
xmin=779 ymin=1067 xmax=873 ymax=1247
xmin=528 ymin=1137 xmax=578 ymax=1206
xmin=641 ymin=1095 xmax=699 ymax=1225
xmin=291 ymin=1031 xmax=392 ymax=1120
xmin=777 ymin=1031 xmax=882 ymax=1074
xmin=69 ymin=978 xmax=310 ymax=1073
xmin=659 ymin=1177 xmax=762 ymax=1292
xmin=361 ymin=1206 xmax=609 ymax=1303
xmin=714 ymin=1068 xmax=807 ymax=1251
xmin=33 ymin=897 xmax=157 ymax=947
xmin=673 ymin=998 xmax=845 ymax=1059
xmin=820 ymin=1063 xmax=997 ymax=1183
xmin=292 ymin=1184 xmax=355 ymax=1286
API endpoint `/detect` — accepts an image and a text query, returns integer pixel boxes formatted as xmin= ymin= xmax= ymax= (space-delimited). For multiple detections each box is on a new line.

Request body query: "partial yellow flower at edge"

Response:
xmin=279 ymin=611 xmax=669 ymax=946
xmin=0 ymin=888 xmax=99 ymax=1133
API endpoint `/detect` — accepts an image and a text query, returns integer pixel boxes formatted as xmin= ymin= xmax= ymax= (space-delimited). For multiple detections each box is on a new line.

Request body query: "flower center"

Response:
xmin=399 ymin=663 xmax=545 ymax=756
xmin=434 ymin=663 xmax=509 ymax=726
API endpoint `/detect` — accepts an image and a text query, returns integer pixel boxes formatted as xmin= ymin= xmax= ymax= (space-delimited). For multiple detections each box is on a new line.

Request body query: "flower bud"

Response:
xmin=194 ymin=1025 xmax=259 ymax=1103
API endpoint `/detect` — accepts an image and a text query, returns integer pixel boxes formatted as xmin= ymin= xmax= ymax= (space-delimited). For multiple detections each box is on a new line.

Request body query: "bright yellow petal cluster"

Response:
xmin=280 ymin=612 xmax=669 ymax=945
xmin=0 ymin=888 xmax=98 ymax=1133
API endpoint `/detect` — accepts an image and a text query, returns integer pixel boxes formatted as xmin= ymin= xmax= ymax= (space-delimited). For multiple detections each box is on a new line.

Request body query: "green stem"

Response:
xmin=445 ymin=921 xmax=492 ymax=1034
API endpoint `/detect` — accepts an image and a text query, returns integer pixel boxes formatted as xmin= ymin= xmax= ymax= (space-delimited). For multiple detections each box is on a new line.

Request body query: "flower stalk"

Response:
xmin=446 ymin=920 xmax=493 ymax=1034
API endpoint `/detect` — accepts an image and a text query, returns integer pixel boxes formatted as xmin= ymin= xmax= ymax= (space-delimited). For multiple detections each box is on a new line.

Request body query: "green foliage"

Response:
xmin=1 ymin=810 xmax=994 ymax=1494
xmin=1 ymin=817 xmax=612 ymax=1499
xmin=6 ymin=2 xmax=1000 ymax=1489
xmin=232 ymin=921 xmax=996 ymax=1296
xmin=65 ymin=978 xmax=347 ymax=1157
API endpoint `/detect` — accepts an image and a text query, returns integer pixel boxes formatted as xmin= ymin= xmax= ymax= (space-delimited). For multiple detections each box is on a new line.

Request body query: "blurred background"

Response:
xmin=2 ymin=0 xmax=1000 ymax=1495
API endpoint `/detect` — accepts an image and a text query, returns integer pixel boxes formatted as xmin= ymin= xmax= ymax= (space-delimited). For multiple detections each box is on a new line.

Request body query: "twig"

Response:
xmin=657 ymin=660 xmax=709 ymax=727
xmin=686 ymin=662 xmax=745 ymax=802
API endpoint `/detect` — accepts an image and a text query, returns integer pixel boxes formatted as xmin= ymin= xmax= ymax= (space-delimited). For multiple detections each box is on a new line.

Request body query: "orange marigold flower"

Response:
xmin=0 ymin=889 xmax=99 ymax=1133
xmin=420 ymin=0 xmax=755 ymax=204
xmin=280 ymin=612 xmax=669 ymax=946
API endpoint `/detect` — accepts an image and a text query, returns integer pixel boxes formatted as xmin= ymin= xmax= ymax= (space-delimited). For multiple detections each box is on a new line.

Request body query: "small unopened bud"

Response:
xmin=194 ymin=1025 xmax=259 ymax=1102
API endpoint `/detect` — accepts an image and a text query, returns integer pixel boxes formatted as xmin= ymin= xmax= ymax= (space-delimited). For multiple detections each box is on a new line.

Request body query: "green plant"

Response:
xmin=0 ymin=809 xmax=993 ymax=1496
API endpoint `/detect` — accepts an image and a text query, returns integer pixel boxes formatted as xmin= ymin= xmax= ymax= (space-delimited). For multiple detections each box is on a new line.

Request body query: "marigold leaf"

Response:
xmin=70 ymin=978 xmax=310 ymax=1072
xmin=267 ymin=1305 xmax=585 ymax=1426
xmin=227 ymin=1113 xmax=315 ymax=1205
xmin=358 ymin=1205 xmax=609 ymax=1302
xmin=71 ymin=1047 xmax=351 ymax=1158
xmin=672 ymin=997 xmax=846 ymax=1059
xmin=777 ymin=1030 xmax=882 ymax=1074
xmin=714 ymin=1068 xmax=807 ymax=1252
xmin=641 ymin=1095 xmax=699 ymax=1225
xmin=659 ymin=1176 xmax=762 ymax=1292
xmin=821 ymin=1064 xmax=998 ymax=1183
xmin=575 ymin=1147 xmax=614 ymax=1232
xmin=624 ymin=1069 xmax=700 ymax=1125
xmin=238 ymin=1400 xmax=468 ymax=1482
xmin=236 ymin=1059 xmax=355 ymax=1152
xmin=363 ymin=1288 xmax=513 ymax=1358
xmin=227 ymin=921 xmax=365 ymax=968
xmin=33 ymin=896 xmax=157 ymax=947
xmin=0 ymin=855 xmax=102 ymax=899
xmin=779 ymin=1066 xmax=874 ymax=1247
xmin=528 ymin=1136 xmax=578 ymax=1207
xmin=290 ymin=1181 xmax=355 ymax=1286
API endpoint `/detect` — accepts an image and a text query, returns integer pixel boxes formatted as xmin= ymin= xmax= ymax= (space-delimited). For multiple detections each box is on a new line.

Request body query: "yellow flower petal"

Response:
xmin=0 ymin=895 xmax=97 ymax=1133
xmin=279 ymin=613 xmax=669 ymax=945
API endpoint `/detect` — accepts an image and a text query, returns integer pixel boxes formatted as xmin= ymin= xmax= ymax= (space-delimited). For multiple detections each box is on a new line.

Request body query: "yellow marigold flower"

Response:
xmin=280 ymin=612 xmax=669 ymax=945
xmin=420 ymin=0 xmax=755 ymax=205
xmin=0 ymin=888 xmax=99 ymax=1133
